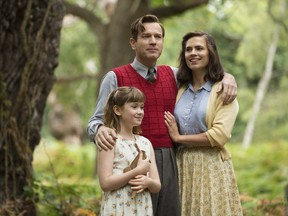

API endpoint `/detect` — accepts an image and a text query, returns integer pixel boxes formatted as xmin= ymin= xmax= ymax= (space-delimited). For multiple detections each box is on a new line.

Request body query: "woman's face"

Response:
xmin=184 ymin=36 xmax=209 ymax=73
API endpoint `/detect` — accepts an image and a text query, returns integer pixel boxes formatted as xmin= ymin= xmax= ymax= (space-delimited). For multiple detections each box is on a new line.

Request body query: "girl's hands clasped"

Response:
xmin=129 ymin=174 xmax=150 ymax=194
xmin=129 ymin=151 xmax=151 ymax=194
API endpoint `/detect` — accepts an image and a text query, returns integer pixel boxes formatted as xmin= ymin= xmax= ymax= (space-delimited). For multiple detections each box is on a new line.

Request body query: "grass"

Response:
xmin=32 ymin=139 xmax=288 ymax=215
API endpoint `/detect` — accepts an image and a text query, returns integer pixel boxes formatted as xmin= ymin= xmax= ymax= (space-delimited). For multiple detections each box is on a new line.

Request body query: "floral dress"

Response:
xmin=100 ymin=135 xmax=153 ymax=216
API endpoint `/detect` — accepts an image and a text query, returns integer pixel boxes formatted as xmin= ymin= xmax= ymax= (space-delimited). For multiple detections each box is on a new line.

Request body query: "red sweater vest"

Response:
xmin=113 ymin=64 xmax=177 ymax=148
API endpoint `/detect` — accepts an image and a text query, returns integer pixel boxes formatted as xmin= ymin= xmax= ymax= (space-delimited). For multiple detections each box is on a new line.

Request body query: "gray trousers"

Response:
xmin=151 ymin=148 xmax=180 ymax=216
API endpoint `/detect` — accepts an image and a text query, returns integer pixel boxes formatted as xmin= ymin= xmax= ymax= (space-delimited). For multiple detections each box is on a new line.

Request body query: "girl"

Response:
xmin=97 ymin=86 xmax=161 ymax=216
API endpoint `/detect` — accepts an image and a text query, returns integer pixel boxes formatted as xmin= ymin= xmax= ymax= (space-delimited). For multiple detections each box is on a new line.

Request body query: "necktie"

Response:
xmin=148 ymin=68 xmax=156 ymax=83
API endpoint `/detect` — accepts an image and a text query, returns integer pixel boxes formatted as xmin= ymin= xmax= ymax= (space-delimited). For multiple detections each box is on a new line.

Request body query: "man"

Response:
xmin=87 ymin=14 xmax=237 ymax=216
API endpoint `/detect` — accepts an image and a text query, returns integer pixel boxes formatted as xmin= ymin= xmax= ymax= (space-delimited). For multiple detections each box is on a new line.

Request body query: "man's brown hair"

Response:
xmin=130 ymin=14 xmax=165 ymax=40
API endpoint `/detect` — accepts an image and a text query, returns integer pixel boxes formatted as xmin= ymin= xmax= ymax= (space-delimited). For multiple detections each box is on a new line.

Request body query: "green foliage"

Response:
xmin=32 ymin=139 xmax=288 ymax=215
xmin=230 ymin=140 xmax=288 ymax=215
xmin=231 ymin=141 xmax=288 ymax=198
xmin=33 ymin=140 xmax=96 ymax=178
xmin=57 ymin=18 xmax=99 ymax=77
xmin=48 ymin=18 xmax=100 ymax=129
xmin=32 ymin=140 xmax=101 ymax=215
xmin=254 ymin=90 xmax=288 ymax=142
xmin=28 ymin=176 xmax=100 ymax=216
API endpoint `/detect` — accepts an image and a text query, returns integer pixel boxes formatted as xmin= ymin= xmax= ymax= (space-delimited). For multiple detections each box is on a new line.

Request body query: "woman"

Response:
xmin=164 ymin=31 xmax=243 ymax=216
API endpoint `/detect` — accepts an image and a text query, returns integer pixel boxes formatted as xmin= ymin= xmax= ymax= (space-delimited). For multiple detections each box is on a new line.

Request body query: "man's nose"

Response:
xmin=150 ymin=36 xmax=156 ymax=43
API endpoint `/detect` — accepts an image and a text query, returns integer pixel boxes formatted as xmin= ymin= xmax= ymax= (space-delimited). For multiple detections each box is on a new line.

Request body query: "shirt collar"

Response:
xmin=131 ymin=58 xmax=157 ymax=77
xmin=188 ymin=80 xmax=213 ymax=92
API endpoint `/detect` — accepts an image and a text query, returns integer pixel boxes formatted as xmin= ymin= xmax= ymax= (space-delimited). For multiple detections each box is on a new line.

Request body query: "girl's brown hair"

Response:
xmin=104 ymin=86 xmax=146 ymax=134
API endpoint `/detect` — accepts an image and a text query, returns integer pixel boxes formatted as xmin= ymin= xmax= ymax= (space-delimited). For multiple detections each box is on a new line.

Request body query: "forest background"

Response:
xmin=1 ymin=0 xmax=288 ymax=215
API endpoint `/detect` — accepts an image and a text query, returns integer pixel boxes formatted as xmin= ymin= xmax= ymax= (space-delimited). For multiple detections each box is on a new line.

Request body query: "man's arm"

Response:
xmin=217 ymin=72 xmax=237 ymax=105
xmin=172 ymin=66 xmax=237 ymax=104
xmin=87 ymin=71 xmax=118 ymax=150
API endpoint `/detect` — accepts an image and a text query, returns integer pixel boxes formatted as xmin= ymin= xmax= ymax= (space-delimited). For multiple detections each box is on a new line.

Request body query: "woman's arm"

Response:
xmin=97 ymin=148 xmax=151 ymax=192
xmin=205 ymin=97 xmax=239 ymax=148
xmin=164 ymin=93 xmax=238 ymax=148
xmin=164 ymin=111 xmax=211 ymax=147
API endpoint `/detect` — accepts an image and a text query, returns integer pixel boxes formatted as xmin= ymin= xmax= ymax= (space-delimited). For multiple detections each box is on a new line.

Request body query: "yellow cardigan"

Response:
xmin=176 ymin=82 xmax=239 ymax=161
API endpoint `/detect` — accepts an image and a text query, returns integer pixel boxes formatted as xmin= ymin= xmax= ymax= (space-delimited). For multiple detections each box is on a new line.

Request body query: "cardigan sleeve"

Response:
xmin=205 ymin=83 xmax=239 ymax=148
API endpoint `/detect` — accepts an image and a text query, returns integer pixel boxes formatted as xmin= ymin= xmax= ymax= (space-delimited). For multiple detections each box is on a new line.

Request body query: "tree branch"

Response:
xmin=56 ymin=73 xmax=100 ymax=84
xmin=63 ymin=1 xmax=104 ymax=37
xmin=151 ymin=0 xmax=209 ymax=19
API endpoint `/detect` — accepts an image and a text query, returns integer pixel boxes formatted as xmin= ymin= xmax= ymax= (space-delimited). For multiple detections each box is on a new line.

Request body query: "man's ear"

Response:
xmin=130 ymin=38 xmax=136 ymax=50
xmin=113 ymin=105 xmax=121 ymax=116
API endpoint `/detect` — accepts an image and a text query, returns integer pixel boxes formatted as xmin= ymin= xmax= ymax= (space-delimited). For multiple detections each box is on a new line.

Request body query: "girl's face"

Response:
xmin=184 ymin=36 xmax=209 ymax=74
xmin=115 ymin=101 xmax=144 ymax=129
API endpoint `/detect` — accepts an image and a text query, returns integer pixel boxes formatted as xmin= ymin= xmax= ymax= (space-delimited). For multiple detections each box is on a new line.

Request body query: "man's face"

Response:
xmin=130 ymin=22 xmax=164 ymax=66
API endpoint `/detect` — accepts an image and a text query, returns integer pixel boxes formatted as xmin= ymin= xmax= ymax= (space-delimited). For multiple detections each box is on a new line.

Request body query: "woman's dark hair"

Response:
xmin=130 ymin=14 xmax=165 ymax=41
xmin=177 ymin=31 xmax=224 ymax=86
xmin=104 ymin=86 xmax=145 ymax=134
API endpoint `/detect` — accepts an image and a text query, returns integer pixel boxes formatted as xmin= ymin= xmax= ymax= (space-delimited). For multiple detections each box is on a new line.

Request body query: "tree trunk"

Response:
xmin=100 ymin=0 xmax=149 ymax=74
xmin=0 ymin=0 xmax=64 ymax=215
xmin=242 ymin=26 xmax=279 ymax=148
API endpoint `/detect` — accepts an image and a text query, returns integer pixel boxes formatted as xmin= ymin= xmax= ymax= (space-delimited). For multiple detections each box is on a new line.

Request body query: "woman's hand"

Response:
xmin=164 ymin=111 xmax=180 ymax=142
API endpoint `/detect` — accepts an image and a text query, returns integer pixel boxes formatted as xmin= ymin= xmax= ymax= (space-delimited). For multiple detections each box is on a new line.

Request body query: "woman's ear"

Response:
xmin=113 ymin=105 xmax=122 ymax=116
